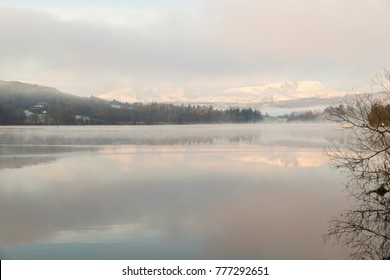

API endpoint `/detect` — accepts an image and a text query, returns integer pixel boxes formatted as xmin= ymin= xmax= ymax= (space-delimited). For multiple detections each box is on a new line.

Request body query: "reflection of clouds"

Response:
xmin=46 ymin=222 xmax=162 ymax=244
xmin=0 ymin=144 xmax=99 ymax=170
xmin=199 ymin=187 xmax=351 ymax=259
xmin=0 ymin=150 xmax=253 ymax=249
xmin=233 ymin=150 xmax=327 ymax=167
xmin=102 ymin=146 xmax=188 ymax=169
xmin=0 ymin=152 xmax=235 ymax=245
xmin=0 ymin=146 xmax=350 ymax=259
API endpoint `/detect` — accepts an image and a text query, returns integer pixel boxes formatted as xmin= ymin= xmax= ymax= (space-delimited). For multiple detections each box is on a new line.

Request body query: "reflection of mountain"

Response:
xmin=0 ymin=156 xmax=57 ymax=169
xmin=0 ymin=145 xmax=99 ymax=169
xmin=1 ymin=135 xmax=250 ymax=146
xmin=234 ymin=151 xmax=327 ymax=167
xmin=0 ymin=145 xmax=98 ymax=155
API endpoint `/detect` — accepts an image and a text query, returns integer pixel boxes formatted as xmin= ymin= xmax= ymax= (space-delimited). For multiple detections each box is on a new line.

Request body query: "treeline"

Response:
xmin=280 ymin=110 xmax=320 ymax=122
xmin=118 ymin=103 xmax=263 ymax=125
xmin=277 ymin=108 xmax=336 ymax=122
xmin=0 ymin=82 xmax=262 ymax=125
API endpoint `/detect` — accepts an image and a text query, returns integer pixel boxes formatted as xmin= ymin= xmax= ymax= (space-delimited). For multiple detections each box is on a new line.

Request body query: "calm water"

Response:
xmin=0 ymin=124 xmax=351 ymax=259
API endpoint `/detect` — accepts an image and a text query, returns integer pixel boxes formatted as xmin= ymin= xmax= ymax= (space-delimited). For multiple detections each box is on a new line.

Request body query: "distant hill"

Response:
xmin=0 ymin=80 xmax=111 ymax=124
xmin=0 ymin=80 xmax=66 ymax=96
xmin=0 ymin=80 xmax=263 ymax=125
xmin=0 ymin=80 xmax=95 ymax=108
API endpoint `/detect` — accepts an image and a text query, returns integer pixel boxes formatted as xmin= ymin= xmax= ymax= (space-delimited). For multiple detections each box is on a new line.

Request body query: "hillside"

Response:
xmin=0 ymin=80 xmax=113 ymax=124
xmin=0 ymin=80 xmax=263 ymax=125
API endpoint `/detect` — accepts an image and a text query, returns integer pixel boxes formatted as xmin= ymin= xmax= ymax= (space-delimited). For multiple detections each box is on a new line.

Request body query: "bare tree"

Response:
xmin=324 ymin=70 xmax=390 ymax=259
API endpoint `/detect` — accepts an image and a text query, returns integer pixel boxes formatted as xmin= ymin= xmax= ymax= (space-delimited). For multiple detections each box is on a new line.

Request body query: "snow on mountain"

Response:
xmin=98 ymin=87 xmax=138 ymax=103
xmin=98 ymin=81 xmax=347 ymax=105
xmin=196 ymin=81 xmax=346 ymax=103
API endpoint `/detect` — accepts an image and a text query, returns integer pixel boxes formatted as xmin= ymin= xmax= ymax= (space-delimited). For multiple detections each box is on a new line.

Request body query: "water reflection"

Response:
xmin=0 ymin=156 xmax=56 ymax=169
xmin=0 ymin=124 xmax=350 ymax=259
xmin=0 ymin=124 xmax=337 ymax=147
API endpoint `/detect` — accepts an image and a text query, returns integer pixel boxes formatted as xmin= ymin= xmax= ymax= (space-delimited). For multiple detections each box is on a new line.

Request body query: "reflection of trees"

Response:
xmin=324 ymin=71 xmax=390 ymax=259
xmin=0 ymin=130 xmax=260 ymax=146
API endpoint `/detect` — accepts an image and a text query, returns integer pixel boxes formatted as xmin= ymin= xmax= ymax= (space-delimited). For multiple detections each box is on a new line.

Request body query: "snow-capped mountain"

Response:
xmin=98 ymin=81 xmax=348 ymax=105
xmin=194 ymin=81 xmax=346 ymax=103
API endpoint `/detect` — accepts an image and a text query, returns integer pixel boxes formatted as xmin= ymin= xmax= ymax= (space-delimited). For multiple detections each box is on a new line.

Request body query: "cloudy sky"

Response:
xmin=0 ymin=0 xmax=389 ymax=97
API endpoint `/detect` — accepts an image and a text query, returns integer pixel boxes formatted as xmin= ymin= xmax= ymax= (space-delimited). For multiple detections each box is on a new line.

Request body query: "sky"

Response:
xmin=0 ymin=0 xmax=389 ymax=97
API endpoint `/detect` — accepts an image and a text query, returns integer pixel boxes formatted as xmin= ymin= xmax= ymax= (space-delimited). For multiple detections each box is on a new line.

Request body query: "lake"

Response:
xmin=0 ymin=124 xmax=351 ymax=259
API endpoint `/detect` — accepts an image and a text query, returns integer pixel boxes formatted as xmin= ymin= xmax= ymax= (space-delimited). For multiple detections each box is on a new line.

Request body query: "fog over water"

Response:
xmin=0 ymin=124 xmax=351 ymax=259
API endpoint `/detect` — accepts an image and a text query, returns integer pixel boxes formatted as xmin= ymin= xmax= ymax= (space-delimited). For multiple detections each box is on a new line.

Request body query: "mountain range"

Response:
xmin=98 ymin=81 xmax=349 ymax=105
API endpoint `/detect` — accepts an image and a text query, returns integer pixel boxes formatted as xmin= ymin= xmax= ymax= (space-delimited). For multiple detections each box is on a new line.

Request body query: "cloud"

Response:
xmin=0 ymin=0 xmax=389 ymax=96
xmin=0 ymin=5 xmax=249 ymax=94
xmin=213 ymin=0 xmax=390 ymax=56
